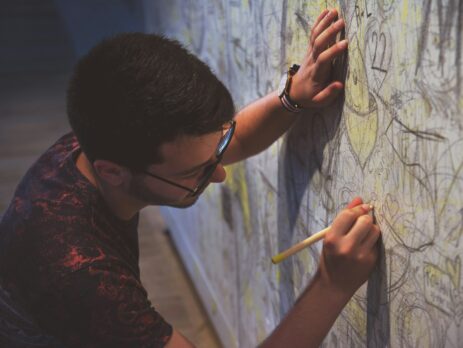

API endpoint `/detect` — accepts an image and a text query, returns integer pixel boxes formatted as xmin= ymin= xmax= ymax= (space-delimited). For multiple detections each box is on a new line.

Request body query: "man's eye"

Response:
xmin=182 ymin=171 xmax=200 ymax=179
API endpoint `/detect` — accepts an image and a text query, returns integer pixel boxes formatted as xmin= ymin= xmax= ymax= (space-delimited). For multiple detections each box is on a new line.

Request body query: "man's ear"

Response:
xmin=92 ymin=160 xmax=129 ymax=186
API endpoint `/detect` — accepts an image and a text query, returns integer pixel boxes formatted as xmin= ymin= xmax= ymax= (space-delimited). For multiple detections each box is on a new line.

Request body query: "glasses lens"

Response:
xmin=193 ymin=120 xmax=235 ymax=196
xmin=216 ymin=122 xmax=235 ymax=157
xmin=192 ymin=161 xmax=218 ymax=195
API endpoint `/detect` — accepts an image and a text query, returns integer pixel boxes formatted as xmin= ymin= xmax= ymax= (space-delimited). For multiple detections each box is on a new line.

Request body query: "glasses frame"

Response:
xmin=142 ymin=120 xmax=236 ymax=196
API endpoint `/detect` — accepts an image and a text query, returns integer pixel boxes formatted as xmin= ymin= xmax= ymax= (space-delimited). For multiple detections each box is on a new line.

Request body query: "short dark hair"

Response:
xmin=67 ymin=33 xmax=235 ymax=171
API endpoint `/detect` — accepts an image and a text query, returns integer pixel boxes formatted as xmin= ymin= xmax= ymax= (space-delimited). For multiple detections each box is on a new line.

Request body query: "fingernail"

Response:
xmin=338 ymin=40 xmax=348 ymax=49
xmin=361 ymin=204 xmax=372 ymax=211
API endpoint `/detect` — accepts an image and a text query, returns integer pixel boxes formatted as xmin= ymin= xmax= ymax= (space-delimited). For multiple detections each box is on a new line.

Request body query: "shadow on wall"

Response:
xmin=276 ymin=92 xmax=346 ymax=316
xmin=276 ymin=40 xmax=391 ymax=345
xmin=276 ymin=39 xmax=349 ymax=315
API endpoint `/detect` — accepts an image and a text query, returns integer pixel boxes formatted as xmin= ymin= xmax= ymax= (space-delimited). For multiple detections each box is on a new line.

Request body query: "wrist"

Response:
xmin=312 ymin=268 xmax=356 ymax=302
xmin=272 ymin=91 xmax=301 ymax=119
xmin=277 ymin=64 xmax=304 ymax=113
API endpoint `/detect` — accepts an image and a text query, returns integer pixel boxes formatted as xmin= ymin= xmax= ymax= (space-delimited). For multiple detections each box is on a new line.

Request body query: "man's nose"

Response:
xmin=210 ymin=164 xmax=226 ymax=183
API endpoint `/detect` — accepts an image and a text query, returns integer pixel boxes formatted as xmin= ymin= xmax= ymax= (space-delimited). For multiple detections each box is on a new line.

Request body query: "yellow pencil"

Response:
xmin=271 ymin=227 xmax=330 ymax=264
xmin=271 ymin=204 xmax=375 ymax=264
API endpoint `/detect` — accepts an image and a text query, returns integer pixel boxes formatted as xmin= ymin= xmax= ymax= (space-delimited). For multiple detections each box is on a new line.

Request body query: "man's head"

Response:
xmin=67 ymin=33 xmax=235 ymax=208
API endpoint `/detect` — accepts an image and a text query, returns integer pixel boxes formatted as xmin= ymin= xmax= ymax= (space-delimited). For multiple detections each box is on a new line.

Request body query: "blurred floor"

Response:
xmin=0 ymin=71 xmax=221 ymax=348
xmin=139 ymin=209 xmax=222 ymax=347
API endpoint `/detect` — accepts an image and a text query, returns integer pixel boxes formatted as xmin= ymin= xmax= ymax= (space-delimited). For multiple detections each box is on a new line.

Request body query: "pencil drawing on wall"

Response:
xmin=147 ymin=0 xmax=463 ymax=346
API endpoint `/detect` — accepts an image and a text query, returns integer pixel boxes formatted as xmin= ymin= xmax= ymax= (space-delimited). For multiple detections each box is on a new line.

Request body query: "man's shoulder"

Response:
xmin=1 ymin=131 xmax=97 ymax=226
xmin=27 ymin=132 xmax=79 ymax=175
xmin=2 ymin=195 xmax=98 ymax=258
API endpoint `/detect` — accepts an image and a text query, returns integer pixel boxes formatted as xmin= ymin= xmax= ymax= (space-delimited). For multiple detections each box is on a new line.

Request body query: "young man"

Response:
xmin=0 ymin=9 xmax=380 ymax=348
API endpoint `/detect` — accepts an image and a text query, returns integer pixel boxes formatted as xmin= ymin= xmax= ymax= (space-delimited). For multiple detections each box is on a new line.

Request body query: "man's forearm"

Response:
xmin=259 ymin=271 xmax=352 ymax=348
xmin=222 ymin=91 xmax=301 ymax=165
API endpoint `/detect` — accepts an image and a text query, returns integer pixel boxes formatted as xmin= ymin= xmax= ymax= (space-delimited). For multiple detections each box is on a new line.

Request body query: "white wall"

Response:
xmin=145 ymin=1 xmax=463 ymax=347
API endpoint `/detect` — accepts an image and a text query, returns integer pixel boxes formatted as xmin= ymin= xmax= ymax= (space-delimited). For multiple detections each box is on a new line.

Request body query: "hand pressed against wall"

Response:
xmin=291 ymin=8 xmax=348 ymax=108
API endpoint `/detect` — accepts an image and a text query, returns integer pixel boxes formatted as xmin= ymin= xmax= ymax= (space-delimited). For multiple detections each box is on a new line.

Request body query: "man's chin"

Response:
xmin=163 ymin=195 xmax=200 ymax=209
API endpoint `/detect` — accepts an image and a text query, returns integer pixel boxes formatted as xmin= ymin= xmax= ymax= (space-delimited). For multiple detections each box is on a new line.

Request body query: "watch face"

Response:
xmin=277 ymin=73 xmax=287 ymax=97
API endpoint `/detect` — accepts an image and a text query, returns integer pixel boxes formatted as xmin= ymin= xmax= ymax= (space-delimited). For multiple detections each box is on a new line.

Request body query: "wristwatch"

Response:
xmin=277 ymin=64 xmax=303 ymax=113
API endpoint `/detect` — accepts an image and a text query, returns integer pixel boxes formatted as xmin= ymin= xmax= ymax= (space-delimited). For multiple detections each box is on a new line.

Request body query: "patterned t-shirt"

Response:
xmin=0 ymin=133 xmax=173 ymax=347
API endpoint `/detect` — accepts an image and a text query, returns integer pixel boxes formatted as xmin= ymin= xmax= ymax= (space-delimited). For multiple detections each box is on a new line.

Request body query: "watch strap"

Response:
xmin=279 ymin=64 xmax=303 ymax=113
xmin=281 ymin=93 xmax=302 ymax=113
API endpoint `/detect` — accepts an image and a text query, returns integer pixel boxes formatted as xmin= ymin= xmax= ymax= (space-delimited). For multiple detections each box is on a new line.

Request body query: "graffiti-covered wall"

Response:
xmin=143 ymin=1 xmax=463 ymax=347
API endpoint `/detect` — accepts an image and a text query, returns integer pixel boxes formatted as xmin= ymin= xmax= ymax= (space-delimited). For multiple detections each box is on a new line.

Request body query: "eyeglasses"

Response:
xmin=142 ymin=120 xmax=236 ymax=196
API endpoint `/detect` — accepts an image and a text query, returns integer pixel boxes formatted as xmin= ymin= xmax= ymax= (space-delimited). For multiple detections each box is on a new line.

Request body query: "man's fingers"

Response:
xmin=347 ymin=197 xmax=363 ymax=209
xmin=311 ymin=9 xmax=329 ymax=33
xmin=315 ymin=39 xmax=348 ymax=71
xmin=362 ymin=224 xmax=382 ymax=249
xmin=310 ymin=9 xmax=338 ymax=44
xmin=331 ymin=204 xmax=373 ymax=237
xmin=345 ymin=214 xmax=374 ymax=245
xmin=311 ymin=81 xmax=343 ymax=105
xmin=313 ymin=18 xmax=345 ymax=59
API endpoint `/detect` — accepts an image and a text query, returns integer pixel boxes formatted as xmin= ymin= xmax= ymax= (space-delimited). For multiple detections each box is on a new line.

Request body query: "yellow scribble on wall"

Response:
xmin=266 ymin=189 xmax=274 ymax=206
xmin=424 ymin=261 xmax=456 ymax=315
xmin=255 ymin=307 xmax=267 ymax=344
xmin=286 ymin=0 xmax=340 ymax=66
xmin=226 ymin=163 xmax=253 ymax=240
xmin=306 ymin=0 xmax=339 ymax=22
xmin=402 ymin=307 xmax=433 ymax=347
xmin=243 ymin=282 xmax=266 ymax=342
xmin=424 ymin=263 xmax=446 ymax=287
xmin=244 ymin=283 xmax=254 ymax=312
xmin=446 ymin=255 xmax=461 ymax=289
xmin=345 ymin=39 xmax=372 ymax=112
xmin=291 ymin=258 xmax=303 ymax=290
xmin=401 ymin=0 xmax=409 ymax=23
xmin=297 ymin=247 xmax=313 ymax=274
xmin=399 ymin=96 xmax=432 ymax=123
xmin=344 ymin=104 xmax=378 ymax=169
xmin=444 ymin=217 xmax=463 ymax=247
xmin=345 ymin=27 xmax=378 ymax=169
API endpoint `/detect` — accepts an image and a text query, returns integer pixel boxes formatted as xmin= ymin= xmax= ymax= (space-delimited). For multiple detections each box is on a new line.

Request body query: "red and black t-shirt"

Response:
xmin=0 ymin=133 xmax=173 ymax=347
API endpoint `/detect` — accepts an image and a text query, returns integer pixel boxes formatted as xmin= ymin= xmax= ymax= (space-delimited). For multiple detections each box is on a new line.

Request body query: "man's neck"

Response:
xmin=75 ymin=152 xmax=144 ymax=221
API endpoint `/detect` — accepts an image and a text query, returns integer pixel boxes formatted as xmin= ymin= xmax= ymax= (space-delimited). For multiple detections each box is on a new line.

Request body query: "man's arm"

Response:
xmin=222 ymin=91 xmax=299 ymax=165
xmin=165 ymin=329 xmax=196 ymax=348
xmin=164 ymin=198 xmax=379 ymax=348
xmin=223 ymin=8 xmax=348 ymax=165
xmin=259 ymin=270 xmax=352 ymax=348
xmin=259 ymin=198 xmax=381 ymax=348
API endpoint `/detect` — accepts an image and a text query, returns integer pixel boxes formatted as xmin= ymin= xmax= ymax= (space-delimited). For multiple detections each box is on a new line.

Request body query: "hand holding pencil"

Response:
xmin=273 ymin=197 xmax=381 ymax=295
xmin=319 ymin=197 xmax=380 ymax=294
